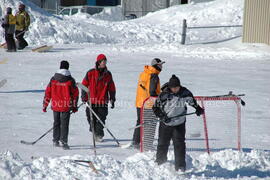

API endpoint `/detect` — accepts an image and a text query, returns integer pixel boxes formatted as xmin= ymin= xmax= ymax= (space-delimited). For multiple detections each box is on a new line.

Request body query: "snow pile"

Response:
xmin=0 ymin=0 xmax=244 ymax=46
xmin=1 ymin=150 xmax=270 ymax=179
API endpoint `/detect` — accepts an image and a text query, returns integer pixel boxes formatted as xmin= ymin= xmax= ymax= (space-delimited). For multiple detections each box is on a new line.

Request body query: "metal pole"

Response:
xmin=181 ymin=19 xmax=187 ymax=45
xmin=201 ymin=100 xmax=210 ymax=154
xmin=166 ymin=0 xmax=170 ymax=8
xmin=56 ymin=0 xmax=59 ymax=14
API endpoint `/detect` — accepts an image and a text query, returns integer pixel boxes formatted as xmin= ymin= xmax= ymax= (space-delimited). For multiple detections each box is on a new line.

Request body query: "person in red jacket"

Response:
xmin=43 ymin=61 xmax=79 ymax=150
xmin=81 ymin=54 xmax=116 ymax=142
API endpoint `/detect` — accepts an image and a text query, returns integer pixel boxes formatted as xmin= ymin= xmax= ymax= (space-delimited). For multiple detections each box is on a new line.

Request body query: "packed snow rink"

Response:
xmin=1 ymin=0 xmax=270 ymax=179
xmin=0 ymin=44 xmax=270 ymax=179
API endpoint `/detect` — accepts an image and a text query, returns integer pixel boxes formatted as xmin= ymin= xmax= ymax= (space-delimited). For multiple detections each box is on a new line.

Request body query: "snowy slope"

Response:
xmin=1 ymin=0 xmax=269 ymax=60
xmin=0 ymin=0 xmax=245 ymax=45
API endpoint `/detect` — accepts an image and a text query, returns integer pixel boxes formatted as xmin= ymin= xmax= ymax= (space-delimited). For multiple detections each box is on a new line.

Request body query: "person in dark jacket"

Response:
xmin=132 ymin=58 xmax=165 ymax=149
xmin=43 ymin=61 xmax=79 ymax=150
xmin=15 ymin=4 xmax=30 ymax=50
xmin=81 ymin=54 xmax=116 ymax=142
xmin=152 ymin=75 xmax=204 ymax=172
xmin=1 ymin=7 xmax=16 ymax=52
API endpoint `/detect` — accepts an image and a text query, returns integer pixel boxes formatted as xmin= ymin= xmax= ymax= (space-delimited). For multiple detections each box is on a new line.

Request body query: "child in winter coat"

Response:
xmin=152 ymin=75 xmax=204 ymax=172
xmin=1 ymin=7 xmax=16 ymax=52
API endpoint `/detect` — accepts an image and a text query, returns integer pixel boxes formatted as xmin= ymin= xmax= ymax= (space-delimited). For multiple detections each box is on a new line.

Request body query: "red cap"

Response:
xmin=96 ymin=54 xmax=107 ymax=62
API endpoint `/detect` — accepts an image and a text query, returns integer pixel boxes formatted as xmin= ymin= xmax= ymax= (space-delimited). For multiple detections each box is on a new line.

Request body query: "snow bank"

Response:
xmin=1 ymin=150 xmax=270 ymax=179
xmin=0 ymin=0 xmax=243 ymax=46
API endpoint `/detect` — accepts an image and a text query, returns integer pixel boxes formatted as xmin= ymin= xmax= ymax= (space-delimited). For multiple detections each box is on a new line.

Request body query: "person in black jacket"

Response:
xmin=152 ymin=75 xmax=204 ymax=172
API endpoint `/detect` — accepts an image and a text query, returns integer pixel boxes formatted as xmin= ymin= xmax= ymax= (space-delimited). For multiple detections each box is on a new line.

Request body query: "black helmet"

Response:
xmin=6 ymin=7 xmax=12 ymax=14
xmin=19 ymin=4 xmax=26 ymax=11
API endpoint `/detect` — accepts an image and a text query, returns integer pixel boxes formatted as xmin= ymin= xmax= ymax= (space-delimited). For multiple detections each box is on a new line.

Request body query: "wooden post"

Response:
xmin=181 ymin=19 xmax=187 ymax=45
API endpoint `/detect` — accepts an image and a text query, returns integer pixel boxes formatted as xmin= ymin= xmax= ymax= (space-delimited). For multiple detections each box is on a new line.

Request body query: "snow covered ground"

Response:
xmin=0 ymin=0 xmax=270 ymax=179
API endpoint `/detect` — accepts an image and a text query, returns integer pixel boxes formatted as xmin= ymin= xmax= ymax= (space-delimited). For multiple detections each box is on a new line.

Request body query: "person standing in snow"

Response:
xmin=81 ymin=54 xmax=116 ymax=142
xmin=152 ymin=75 xmax=204 ymax=172
xmin=15 ymin=4 xmax=30 ymax=50
xmin=43 ymin=61 xmax=79 ymax=150
xmin=132 ymin=58 xmax=165 ymax=149
xmin=1 ymin=7 xmax=16 ymax=52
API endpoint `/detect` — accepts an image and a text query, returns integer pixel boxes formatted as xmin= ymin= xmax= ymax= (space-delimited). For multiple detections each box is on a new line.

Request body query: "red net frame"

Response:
xmin=194 ymin=96 xmax=242 ymax=154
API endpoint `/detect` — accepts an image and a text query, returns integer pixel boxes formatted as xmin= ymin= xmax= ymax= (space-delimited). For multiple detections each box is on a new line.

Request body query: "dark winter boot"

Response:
xmin=61 ymin=142 xmax=70 ymax=150
xmin=53 ymin=141 xmax=60 ymax=147
xmin=131 ymin=142 xmax=140 ymax=150
xmin=95 ymin=135 xmax=104 ymax=142
xmin=176 ymin=166 xmax=186 ymax=172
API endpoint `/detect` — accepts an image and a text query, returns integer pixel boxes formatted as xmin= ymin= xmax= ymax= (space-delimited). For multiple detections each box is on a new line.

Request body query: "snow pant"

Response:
xmin=132 ymin=108 xmax=141 ymax=145
xmin=156 ymin=122 xmax=186 ymax=171
xmin=86 ymin=105 xmax=108 ymax=137
xmin=53 ymin=111 xmax=70 ymax=144
xmin=5 ymin=33 xmax=16 ymax=51
xmin=15 ymin=30 xmax=28 ymax=49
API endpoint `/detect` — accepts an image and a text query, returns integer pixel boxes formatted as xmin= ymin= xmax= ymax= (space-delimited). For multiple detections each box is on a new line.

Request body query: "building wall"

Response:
xmin=123 ymin=0 xmax=171 ymax=17
xmin=123 ymin=0 xmax=198 ymax=17
xmin=243 ymin=0 xmax=270 ymax=45
xmin=29 ymin=0 xmax=57 ymax=13
xmin=61 ymin=0 xmax=87 ymax=6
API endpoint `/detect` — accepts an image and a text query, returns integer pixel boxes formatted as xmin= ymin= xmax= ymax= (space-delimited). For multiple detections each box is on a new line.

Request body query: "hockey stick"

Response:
xmin=77 ymin=83 xmax=97 ymax=156
xmin=20 ymin=103 xmax=84 ymax=145
xmin=69 ymin=160 xmax=98 ymax=174
xmin=20 ymin=126 xmax=53 ymax=145
xmin=0 ymin=30 xmax=27 ymax=48
xmin=77 ymin=83 xmax=121 ymax=147
xmin=128 ymin=112 xmax=196 ymax=130
xmin=87 ymin=105 xmax=121 ymax=147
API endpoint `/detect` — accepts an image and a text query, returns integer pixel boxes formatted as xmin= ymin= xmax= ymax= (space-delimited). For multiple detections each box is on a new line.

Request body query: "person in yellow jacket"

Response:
xmin=15 ymin=4 xmax=30 ymax=50
xmin=132 ymin=58 xmax=165 ymax=149
xmin=1 ymin=7 xmax=16 ymax=52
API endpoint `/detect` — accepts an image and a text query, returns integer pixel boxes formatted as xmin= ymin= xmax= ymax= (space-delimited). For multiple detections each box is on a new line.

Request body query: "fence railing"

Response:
xmin=181 ymin=19 xmax=243 ymax=45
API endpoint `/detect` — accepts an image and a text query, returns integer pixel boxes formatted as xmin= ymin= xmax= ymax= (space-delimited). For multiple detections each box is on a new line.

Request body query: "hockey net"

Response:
xmin=140 ymin=94 xmax=244 ymax=153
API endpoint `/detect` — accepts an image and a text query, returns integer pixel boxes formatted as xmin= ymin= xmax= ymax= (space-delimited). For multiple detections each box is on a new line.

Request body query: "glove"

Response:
xmin=195 ymin=106 xmax=204 ymax=116
xmin=72 ymin=107 xmax=78 ymax=113
xmin=110 ymin=101 xmax=115 ymax=109
xmin=82 ymin=98 xmax=88 ymax=103
xmin=43 ymin=107 xmax=47 ymax=113
xmin=162 ymin=114 xmax=171 ymax=123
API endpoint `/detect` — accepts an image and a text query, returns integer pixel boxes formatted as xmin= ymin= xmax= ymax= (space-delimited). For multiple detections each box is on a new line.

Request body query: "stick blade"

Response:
xmin=20 ymin=140 xmax=35 ymax=145
xmin=76 ymin=82 xmax=89 ymax=93
xmin=120 ymin=142 xmax=132 ymax=149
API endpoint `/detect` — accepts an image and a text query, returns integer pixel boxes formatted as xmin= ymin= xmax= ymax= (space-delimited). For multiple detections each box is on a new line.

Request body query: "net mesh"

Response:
xmin=140 ymin=96 xmax=242 ymax=153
